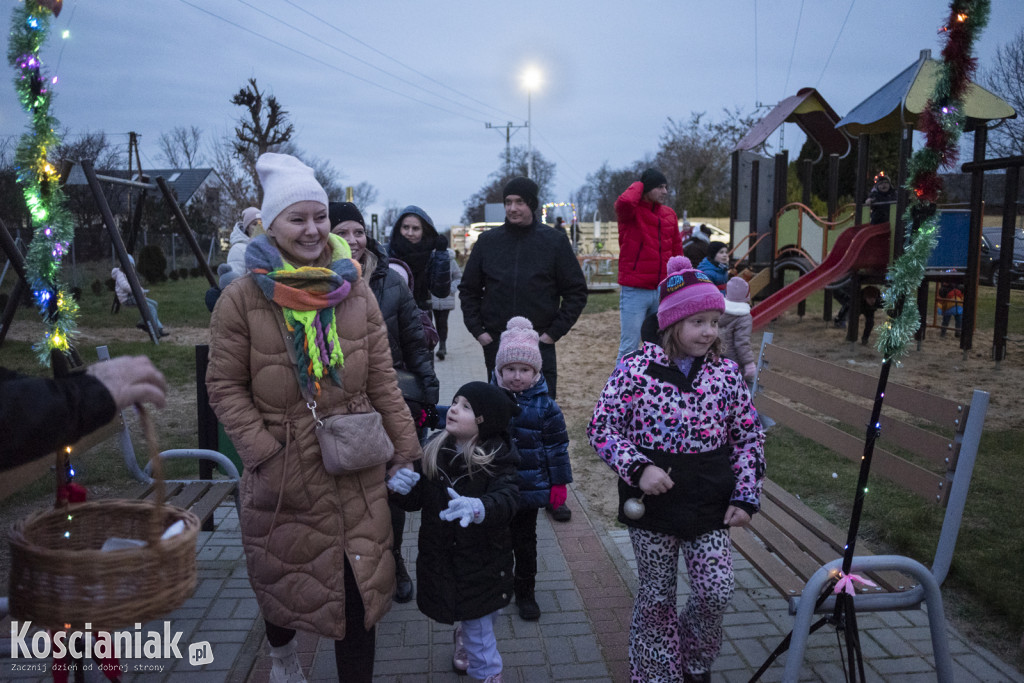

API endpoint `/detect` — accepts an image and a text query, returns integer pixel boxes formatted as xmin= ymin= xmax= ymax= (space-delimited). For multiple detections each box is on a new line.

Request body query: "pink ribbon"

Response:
xmin=833 ymin=573 xmax=879 ymax=596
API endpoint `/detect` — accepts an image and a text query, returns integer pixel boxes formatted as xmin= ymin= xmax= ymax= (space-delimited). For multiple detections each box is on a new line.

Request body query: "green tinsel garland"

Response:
xmin=7 ymin=0 xmax=77 ymax=365
xmin=876 ymin=0 xmax=990 ymax=363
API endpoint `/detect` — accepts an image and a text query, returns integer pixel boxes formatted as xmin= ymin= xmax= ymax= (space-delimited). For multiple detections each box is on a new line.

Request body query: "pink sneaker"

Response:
xmin=452 ymin=624 xmax=469 ymax=675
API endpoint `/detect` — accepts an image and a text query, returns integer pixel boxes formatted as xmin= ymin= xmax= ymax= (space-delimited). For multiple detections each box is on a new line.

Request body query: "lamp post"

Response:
xmin=521 ymin=67 xmax=542 ymax=179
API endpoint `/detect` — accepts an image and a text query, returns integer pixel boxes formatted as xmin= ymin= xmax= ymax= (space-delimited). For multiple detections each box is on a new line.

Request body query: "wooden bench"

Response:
xmin=731 ymin=332 xmax=989 ymax=682
xmin=97 ymin=345 xmax=241 ymax=530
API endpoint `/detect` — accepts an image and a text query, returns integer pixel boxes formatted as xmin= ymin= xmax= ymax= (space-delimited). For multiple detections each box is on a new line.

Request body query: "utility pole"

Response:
xmin=485 ymin=121 xmax=528 ymax=179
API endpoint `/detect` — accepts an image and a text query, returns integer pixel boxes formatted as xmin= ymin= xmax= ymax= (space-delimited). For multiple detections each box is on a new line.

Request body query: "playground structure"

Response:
xmin=0 ymin=156 xmax=218 ymax=347
xmin=730 ymin=50 xmax=1018 ymax=360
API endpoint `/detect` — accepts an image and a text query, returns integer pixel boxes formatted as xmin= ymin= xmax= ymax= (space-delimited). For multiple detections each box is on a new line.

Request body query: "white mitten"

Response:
xmin=439 ymin=487 xmax=485 ymax=527
xmin=387 ymin=468 xmax=420 ymax=495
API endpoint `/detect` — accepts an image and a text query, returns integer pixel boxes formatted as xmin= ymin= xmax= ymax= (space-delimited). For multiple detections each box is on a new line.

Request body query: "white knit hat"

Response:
xmin=256 ymin=153 xmax=328 ymax=230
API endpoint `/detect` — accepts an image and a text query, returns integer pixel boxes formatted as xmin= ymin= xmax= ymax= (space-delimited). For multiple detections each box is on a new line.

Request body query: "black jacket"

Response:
xmin=366 ymin=239 xmax=439 ymax=405
xmin=0 ymin=367 xmax=116 ymax=470
xmin=387 ymin=206 xmax=451 ymax=310
xmin=459 ymin=219 xmax=588 ymax=341
xmin=392 ymin=435 xmax=520 ymax=623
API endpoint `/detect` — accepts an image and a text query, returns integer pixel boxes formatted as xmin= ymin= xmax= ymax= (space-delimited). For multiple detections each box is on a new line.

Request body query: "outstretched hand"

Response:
xmin=88 ymin=356 xmax=167 ymax=410
xmin=439 ymin=487 xmax=485 ymax=527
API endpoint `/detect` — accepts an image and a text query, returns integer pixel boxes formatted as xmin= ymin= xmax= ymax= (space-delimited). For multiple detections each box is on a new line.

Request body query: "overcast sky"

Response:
xmin=1 ymin=1 xmax=1021 ymax=231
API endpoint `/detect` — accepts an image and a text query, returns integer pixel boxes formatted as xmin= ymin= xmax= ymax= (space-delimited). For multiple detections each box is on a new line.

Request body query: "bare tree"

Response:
xmin=157 ymin=125 xmax=205 ymax=169
xmin=230 ymin=78 xmax=295 ymax=204
xmin=350 ymin=181 xmax=379 ymax=210
xmin=380 ymin=201 xmax=402 ymax=231
xmin=981 ymin=28 xmax=1024 ymax=157
xmin=462 ymin=146 xmax=556 ymax=223
xmin=55 ymin=132 xmax=128 ymax=230
xmin=573 ymin=161 xmax=646 ymax=223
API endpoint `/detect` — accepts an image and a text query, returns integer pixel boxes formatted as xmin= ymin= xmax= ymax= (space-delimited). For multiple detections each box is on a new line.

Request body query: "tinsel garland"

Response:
xmin=876 ymin=0 xmax=990 ymax=362
xmin=7 ymin=0 xmax=78 ymax=365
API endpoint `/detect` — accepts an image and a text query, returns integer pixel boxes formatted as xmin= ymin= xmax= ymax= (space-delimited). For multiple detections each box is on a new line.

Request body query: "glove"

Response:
xmin=439 ymin=487 xmax=485 ymax=527
xmin=387 ymin=467 xmax=420 ymax=495
xmin=434 ymin=235 xmax=448 ymax=251
xmin=743 ymin=363 xmax=757 ymax=381
xmin=549 ymin=484 xmax=567 ymax=510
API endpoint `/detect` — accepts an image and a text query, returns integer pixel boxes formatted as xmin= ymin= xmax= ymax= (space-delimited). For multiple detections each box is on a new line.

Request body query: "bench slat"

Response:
xmin=165 ymin=481 xmax=213 ymax=510
xmin=187 ymin=482 xmax=236 ymax=526
xmin=760 ymin=369 xmax=954 ymax=469
xmin=730 ymin=527 xmax=807 ymax=596
xmin=757 ymin=395 xmax=949 ymax=504
xmin=763 ymin=344 xmax=963 ymax=425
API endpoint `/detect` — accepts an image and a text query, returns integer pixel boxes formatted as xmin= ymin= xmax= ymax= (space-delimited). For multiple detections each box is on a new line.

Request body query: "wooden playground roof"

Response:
xmin=836 ymin=50 xmax=1017 ymax=136
xmin=733 ymin=87 xmax=850 ymax=160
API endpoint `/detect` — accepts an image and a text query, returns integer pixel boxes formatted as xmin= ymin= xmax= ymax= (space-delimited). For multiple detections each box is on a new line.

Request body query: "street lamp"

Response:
xmin=521 ymin=67 xmax=542 ymax=179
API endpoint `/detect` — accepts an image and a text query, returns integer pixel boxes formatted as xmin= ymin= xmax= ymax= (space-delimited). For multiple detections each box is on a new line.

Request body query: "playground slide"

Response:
xmin=751 ymin=223 xmax=891 ymax=331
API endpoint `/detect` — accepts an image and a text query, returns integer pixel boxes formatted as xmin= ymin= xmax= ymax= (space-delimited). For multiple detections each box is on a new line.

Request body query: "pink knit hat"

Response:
xmin=657 ymin=256 xmax=725 ymax=330
xmin=725 ymin=276 xmax=750 ymax=303
xmin=495 ymin=316 xmax=542 ymax=373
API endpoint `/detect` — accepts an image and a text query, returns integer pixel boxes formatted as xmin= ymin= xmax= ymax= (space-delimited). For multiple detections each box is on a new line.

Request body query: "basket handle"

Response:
xmin=138 ymin=406 xmax=167 ymax=545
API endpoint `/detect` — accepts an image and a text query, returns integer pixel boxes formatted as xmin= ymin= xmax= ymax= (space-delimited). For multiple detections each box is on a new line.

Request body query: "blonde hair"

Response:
xmin=659 ymin=323 xmax=721 ymax=361
xmin=421 ymin=430 xmax=498 ymax=481
xmin=360 ymin=250 xmax=378 ymax=282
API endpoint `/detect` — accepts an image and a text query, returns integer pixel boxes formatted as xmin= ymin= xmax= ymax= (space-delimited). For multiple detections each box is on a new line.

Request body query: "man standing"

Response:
xmin=460 ymin=176 xmax=588 ymax=400
xmin=614 ymin=168 xmax=681 ymax=358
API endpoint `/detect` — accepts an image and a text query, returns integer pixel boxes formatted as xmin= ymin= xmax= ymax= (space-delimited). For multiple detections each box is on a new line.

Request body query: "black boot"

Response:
xmin=394 ymin=550 xmax=414 ymax=603
xmin=514 ymin=578 xmax=540 ymax=621
xmin=436 ymin=341 xmax=446 ymax=361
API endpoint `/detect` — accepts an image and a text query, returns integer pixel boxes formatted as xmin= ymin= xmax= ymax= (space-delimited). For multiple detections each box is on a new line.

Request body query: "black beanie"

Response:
xmin=329 ymin=201 xmax=365 ymax=228
xmin=454 ymin=381 xmax=520 ymax=442
xmin=707 ymin=241 xmax=729 ymax=259
xmin=502 ymin=176 xmax=539 ymax=212
xmin=641 ymin=168 xmax=668 ymax=194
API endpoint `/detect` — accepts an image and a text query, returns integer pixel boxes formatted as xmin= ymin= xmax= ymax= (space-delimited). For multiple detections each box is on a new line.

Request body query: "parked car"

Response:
xmin=980 ymin=226 xmax=1024 ymax=288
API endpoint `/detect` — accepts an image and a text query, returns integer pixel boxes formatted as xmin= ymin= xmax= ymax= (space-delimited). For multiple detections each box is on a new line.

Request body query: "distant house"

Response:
xmin=61 ymin=166 xmax=225 ymax=260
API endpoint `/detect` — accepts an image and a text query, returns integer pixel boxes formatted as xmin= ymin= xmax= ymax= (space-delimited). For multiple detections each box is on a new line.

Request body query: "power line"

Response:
xmin=815 ymin=0 xmax=858 ymax=89
xmin=232 ymin=0 xmax=498 ymax=121
xmin=782 ymin=0 xmax=805 ymax=99
xmin=280 ymin=0 xmax=520 ymax=122
xmin=174 ymin=0 xmax=485 ymax=124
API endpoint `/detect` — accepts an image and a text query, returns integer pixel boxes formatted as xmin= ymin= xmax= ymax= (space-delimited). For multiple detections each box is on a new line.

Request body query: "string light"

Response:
xmin=8 ymin=0 xmax=78 ymax=365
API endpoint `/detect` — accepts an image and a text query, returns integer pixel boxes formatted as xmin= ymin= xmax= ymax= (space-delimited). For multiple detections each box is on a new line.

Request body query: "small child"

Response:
xmin=866 ymin=172 xmax=897 ymax=226
xmin=387 ymin=382 xmax=520 ymax=683
xmin=588 ymin=255 xmax=765 ymax=682
xmin=718 ymin=276 xmax=756 ymax=385
xmin=697 ymin=241 xmax=730 ymax=291
xmin=936 ymin=282 xmax=963 ymax=338
xmin=493 ymin=316 xmax=572 ymax=621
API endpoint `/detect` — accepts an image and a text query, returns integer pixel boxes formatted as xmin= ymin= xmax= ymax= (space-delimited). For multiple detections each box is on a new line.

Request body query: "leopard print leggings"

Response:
xmin=628 ymin=527 xmax=734 ymax=681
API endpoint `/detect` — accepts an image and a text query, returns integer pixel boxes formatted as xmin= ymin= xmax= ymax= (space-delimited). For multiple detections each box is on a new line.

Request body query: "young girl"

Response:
xmin=492 ymin=317 xmax=572 ymax=621
xmin=718 ymin=276 xmax=756 ymax=386
xmin=388 ymin=382 xmax=520 ymax=683
xmin=588 ymin=256 xmax=765 ymax=683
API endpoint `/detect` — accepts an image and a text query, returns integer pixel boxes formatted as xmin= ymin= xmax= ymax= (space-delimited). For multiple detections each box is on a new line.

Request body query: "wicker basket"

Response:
xmin=8 ymin=408 xmax=201 ymax=631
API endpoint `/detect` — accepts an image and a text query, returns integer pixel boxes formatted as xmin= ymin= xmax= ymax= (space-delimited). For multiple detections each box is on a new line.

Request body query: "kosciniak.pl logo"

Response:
xmin=9 ymin=621 xmax=213 ymax=666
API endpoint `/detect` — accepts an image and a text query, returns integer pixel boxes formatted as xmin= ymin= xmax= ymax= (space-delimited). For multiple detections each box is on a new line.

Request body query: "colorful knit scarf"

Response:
xmin=247 ymin=233 xmax=360 ymax=396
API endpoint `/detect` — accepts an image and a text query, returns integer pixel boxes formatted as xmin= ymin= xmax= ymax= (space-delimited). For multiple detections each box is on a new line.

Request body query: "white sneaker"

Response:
xmin=268 ymin=639 xmax=307 ymax=683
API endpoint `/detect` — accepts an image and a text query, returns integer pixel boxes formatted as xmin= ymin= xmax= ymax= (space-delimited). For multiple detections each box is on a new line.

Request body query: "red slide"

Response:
xmin=751 ymin=222 xmax=891 ymax=331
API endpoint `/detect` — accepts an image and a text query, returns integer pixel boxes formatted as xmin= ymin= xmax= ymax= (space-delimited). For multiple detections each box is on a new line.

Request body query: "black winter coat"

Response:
xmin=365 ymin=239 xmax=439 ymax=405
xmin=392 ymin=435 xmax=520 ymax=624
xmin=459 ymin=219 xmax=588 ymax=341
xmin=495 ymin=373 xmax=572 ymax=509
xmin=387 ymin=207 xmax=451 ymax=311
xmin=0 ymin=367 xmax=115 ymax=470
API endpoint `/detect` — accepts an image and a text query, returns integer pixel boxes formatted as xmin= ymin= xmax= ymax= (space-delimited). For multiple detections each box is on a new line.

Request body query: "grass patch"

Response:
xmin=582 ymin=290 xmax=619 ymax=315
xmin=766 ymin=424 xmax=1024 ymax=666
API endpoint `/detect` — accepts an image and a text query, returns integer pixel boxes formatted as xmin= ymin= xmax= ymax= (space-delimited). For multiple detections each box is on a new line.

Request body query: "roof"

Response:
xmin=63 ymin=166 xmax=221 ymax=205
xmin=836 ymin=50 xmax=1017 ymax=136
xmin=733 ymin=88 xmax=850 ymax=160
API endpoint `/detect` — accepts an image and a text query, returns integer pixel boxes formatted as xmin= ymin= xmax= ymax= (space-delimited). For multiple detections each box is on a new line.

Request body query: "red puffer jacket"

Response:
xmin=615 ymin=181 xmax=682 ymax=289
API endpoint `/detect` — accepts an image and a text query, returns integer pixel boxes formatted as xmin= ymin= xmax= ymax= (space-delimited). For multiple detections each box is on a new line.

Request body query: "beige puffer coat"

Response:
xmin=206 ymin=274 xmax=421 ymax=640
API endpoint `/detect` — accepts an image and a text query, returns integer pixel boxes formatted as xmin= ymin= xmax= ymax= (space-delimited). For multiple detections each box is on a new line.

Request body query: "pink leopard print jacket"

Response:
xmin=588 ymin=342 xmax=765 ymax=513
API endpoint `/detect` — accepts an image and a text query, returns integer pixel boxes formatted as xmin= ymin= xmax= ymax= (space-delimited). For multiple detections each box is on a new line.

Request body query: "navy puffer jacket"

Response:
xmin=496 ymin=373 xmax=572 ymax=508
xmin=366 ymin=237 xmax=439 ymax=404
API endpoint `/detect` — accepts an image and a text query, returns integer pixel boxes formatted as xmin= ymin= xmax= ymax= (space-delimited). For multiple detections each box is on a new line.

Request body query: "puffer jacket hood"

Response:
xmin=391 ymin=205 xmax=438 ymax=242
